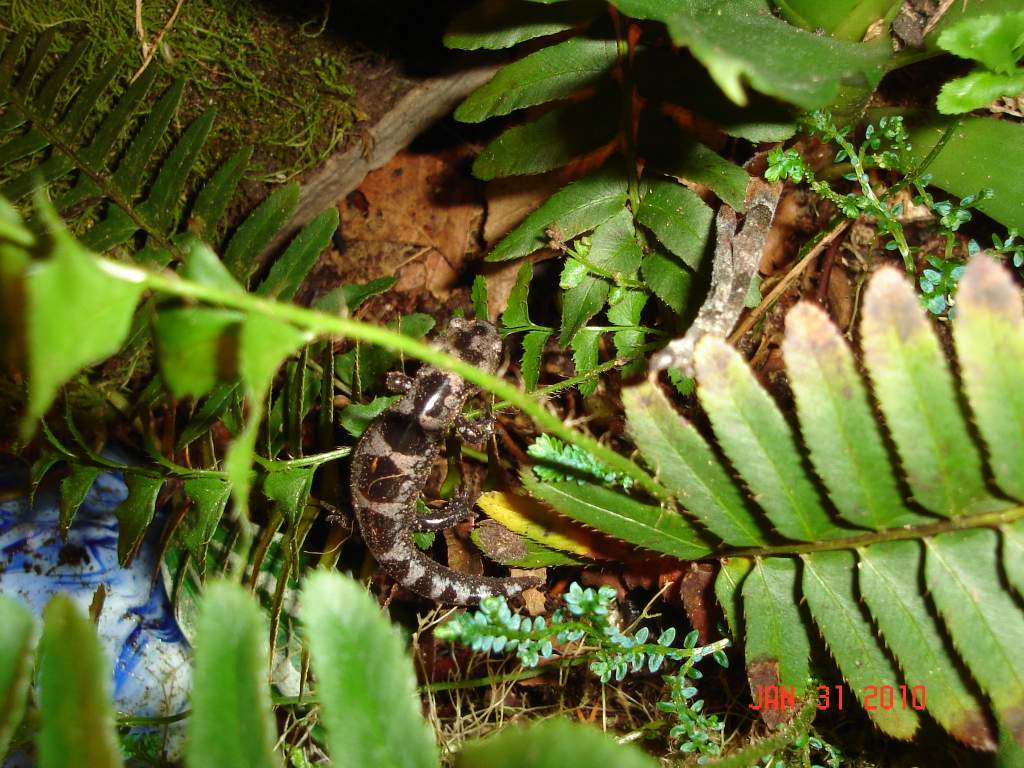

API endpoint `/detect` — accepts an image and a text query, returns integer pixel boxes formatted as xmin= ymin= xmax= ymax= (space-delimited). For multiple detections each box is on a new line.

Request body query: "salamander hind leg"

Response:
xmin=413 ymin=487 xmax=475 ymax=531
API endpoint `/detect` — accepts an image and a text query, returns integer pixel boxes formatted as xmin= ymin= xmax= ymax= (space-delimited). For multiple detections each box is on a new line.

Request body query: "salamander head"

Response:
xmin=442 ymin=317 xmax=503 ymax=374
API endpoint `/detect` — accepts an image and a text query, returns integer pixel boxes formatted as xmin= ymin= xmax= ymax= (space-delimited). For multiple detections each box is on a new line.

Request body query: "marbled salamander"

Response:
xmin=350 ymin=317 xmax=539 ymax=605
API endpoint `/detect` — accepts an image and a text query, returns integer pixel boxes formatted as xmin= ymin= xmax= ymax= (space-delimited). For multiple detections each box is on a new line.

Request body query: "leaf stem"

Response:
xmin=702 ymin=699 xmax=816 ymax=768
xmin=96 ymin=257 xmax=670 ymax=500
xmin=720 ymin=503 xmax=1024 ymax=559
xmin=492 ymin=344 xmax=659 ymax=411
xmin=728 ymin=219 xmax=851 ymax=343
xmin=420 ymin=655 xmax=591 ymax=693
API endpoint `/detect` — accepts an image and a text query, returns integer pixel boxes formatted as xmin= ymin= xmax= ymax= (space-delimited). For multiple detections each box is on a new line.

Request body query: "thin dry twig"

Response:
xmin=921 ymin=0 xmax=957 ymax=38
xmin=131 ymin=0 xmax=187 ymax=83
xmin=649 ymin=178 xmax=782 ymax=376
xmin=728 ymin=219 xmax=852 ymax=344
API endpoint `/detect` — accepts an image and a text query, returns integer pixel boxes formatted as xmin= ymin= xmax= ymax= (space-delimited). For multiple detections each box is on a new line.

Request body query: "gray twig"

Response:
xmin=649 ymin=178 xmax=782 ymax=376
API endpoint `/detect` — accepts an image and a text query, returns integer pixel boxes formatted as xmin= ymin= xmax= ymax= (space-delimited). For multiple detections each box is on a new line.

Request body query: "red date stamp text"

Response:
xmin=749 ymin=684 xmax=927 ymax=712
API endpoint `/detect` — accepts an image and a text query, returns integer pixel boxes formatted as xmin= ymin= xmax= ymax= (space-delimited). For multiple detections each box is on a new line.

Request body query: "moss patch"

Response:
xmin=1 ymin=0 xmax=359 ymax=182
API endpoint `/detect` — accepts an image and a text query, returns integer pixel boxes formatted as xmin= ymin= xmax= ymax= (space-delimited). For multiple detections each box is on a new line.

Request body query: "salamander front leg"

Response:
xmin=385 ymin=371 xmax=414 ymax=395
xmin=413 ymin=487 xmax=476 ymax=531
xmin=454 ymin=413 xmax=494 ymax=444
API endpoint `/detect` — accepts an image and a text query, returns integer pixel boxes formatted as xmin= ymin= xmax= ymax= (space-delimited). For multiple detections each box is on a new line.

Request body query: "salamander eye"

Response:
xmin=415 ymin=371 xmax=453 ymax=420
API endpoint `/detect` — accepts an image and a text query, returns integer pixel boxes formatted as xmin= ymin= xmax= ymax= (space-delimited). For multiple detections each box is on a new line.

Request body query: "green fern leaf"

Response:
xmin=952 ymin=256 xmax=1024 ymax=500
xmin=741 ymin=557 xmax=811 ymax=704
xmin=570 ymin=327 xmax=601 ymax=395
xmin=0 ymin=32 xmax=31 ymax=95
xmin=640 ymin=249 xmax=691 ymax=314
xmin=176 ymin=383 xmax=239 ymax=450
xmin=76 ymin=80 xmax=190 ymax=251
xmin=114 ymin=80 xmax=185 ymax=194
xmin=607 ymin=288 xmax=646 ymax=375
xmin=58 ymin=463 xmax=102 ymax=535
xmin=556 ymin=208 xmax=646 ymax=349
xmin=488 ymin=166 xmax=627 ymax=262
xmin=445 ymin=0 xmax=600 ymax=51
xmin=181 ymin=476 xmax=233 ymax=562
xmin=520 ymin=470 xmax=710 ymax=559
xmin=138 ymin=106 xmax=217 ymax=231
xmin=782 ymin=302 xmax=929 ymax=529
xmin=0 ymin=40 xmax=85 ymax=164
xmin=115 ymin=472 xmax=163 ymax=566
xmin=191 ymin=145 xmax=253 ymax=239
xmin=858 ymin=540 xmax=997 ymax=750
xmin=48 ymin=67 xmax=159 ymax=210
xmin=521 ymin=329 xmax=552 ymax=391
xmin=861 ymin=268 xmax=1001 ymax=516
xmin=500 ymin=261 xmax=534 ymax=328
xmin=802 ymin=550 xmax=919 ymax=738
xmin=37 ymin=596 xmax=123 ymax=768
xmin=0 ymin=29 xmax=53 ymax=133
xmin=48 ymin=54 xmax=124 ymax=147
xmin=1005 ymin=521 xmax=1024 ymax=596
xmin=693 ymin=336 xmax=846 ymax=541
xmin=0 ymin=596 xmax=35 ymax=759
xmin=223 ymin=182 xmax=301 ymax=283
xmin=645 ymin=133 xmax=750 ymax=211
xmin=635 ymin=179 xmax=714 ymax=270
xmin=0 ymin=38 xmax=145 ymax=200
xmin=609 ymin=256 xmax=1024 ymax=750
xmin=473 ymin=93 xmax=618 ymax=180
xmin=262 ymin=465 xmax=317 ymax=528
xmin=560 ymin=273 xmax=608 ymax=346
xmin=623 ymin=384 xmax=765 ymax=546
xmin=2 ymin=55 xmax=118 ymax=198
xmin=0 ymin=31 xmax=329 ymax=292
xmin=925 ymin=530 xmax=1024 ymax=747
xmin=589 ymin=207 xmax=643 ymax=274
xmin=256 ymin=208 xmax=339 ymax=301
xmin=455 ymin=37 xmax=619 ymax=123
xmin=714 ymin=556 xmax=752 ymax=638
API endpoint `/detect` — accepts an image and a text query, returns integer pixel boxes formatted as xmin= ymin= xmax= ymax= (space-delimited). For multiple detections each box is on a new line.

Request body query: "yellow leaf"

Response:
xmin=477 ymin=490 xmax=600 ymax=558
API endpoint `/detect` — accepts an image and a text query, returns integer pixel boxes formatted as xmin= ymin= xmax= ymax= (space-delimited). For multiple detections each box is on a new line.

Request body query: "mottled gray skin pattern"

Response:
xmin=350 ymin=317 xmax=539 ymax=605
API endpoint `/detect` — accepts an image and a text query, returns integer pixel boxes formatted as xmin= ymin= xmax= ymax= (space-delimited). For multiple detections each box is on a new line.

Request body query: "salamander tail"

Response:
xmin=379 ymin=542 xmax=542 ymax=606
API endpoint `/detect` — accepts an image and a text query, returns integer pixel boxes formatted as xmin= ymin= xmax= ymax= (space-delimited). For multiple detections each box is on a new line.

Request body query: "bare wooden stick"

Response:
xmin=258 ymin=62 xmax=500 ymax=262
xmin=131 ymin=0 xmax=186 ymax=83
xmin=727 ymin=219 xmax=851 ymax=344
xmin=648 ymin=177 xmax=782 ymax=376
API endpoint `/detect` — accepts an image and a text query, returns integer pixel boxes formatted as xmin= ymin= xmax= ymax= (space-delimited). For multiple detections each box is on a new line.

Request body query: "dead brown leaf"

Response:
xmin=338 ymin=146 xmax=484 ymax=295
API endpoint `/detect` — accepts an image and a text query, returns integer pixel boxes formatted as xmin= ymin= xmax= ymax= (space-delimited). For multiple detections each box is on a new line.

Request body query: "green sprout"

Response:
xmin=436 ymin=582 xmax=730 ymax=756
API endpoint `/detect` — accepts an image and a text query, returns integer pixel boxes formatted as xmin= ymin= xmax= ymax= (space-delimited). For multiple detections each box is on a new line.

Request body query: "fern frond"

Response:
xmin=0 ymin=34 xmax=171 ymax=243
xmin=0 ymin=31 xmax=329 ymax=279
xmin=1 ymin=30 xmax=341 ymax=578
xmin=601 ymin=256 xmax=1024 ymax=752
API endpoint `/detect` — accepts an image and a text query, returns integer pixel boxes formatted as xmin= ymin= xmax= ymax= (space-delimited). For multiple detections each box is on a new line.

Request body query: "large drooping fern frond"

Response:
xmin=0 ymin=30 xmax=335 ymax=284
xmin=444 ymin=0 xmax=895 ymax=389
xmin=513 ymin=256 xmax=1024 ymax=753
